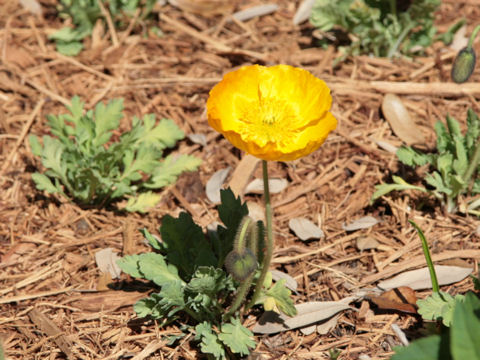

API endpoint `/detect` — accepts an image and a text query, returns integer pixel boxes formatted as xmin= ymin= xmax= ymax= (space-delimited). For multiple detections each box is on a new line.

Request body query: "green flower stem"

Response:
xmin=409 ymin=220 xmax=439 ymax=293
xmin=246 ymin=160 xmax=273 ymax=310
xmin=225 ymin=272 xmax=255 ymax=319
xmin=389 ymin=0 xmax=397 ymax=19
xmin=467 ymin=25 xmax=480 ymax=48
xmin=462 ymin=137 xmax=480 ymax=188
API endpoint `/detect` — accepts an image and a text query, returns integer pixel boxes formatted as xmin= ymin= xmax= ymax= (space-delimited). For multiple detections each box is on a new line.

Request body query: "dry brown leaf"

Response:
xmin=95 ymin=248 xmax=122 ymax=279
xmin=368 ymin=286 xmax=417 ymax=314
xmin=377 ymin=265 xmax=473 ymax=290
xmin=293 ymin=0 xmax=316 ymax=25
xmin=5 ymin=45 xmax=37 ymax=69
xmin=288 ymin=217 xmax=324 ymax=241
xmin=271 ymin=269 xmax=298 ymax=292
xmin=253 ymin=297 xmax=356 ymax=334
xmin=343 ymin=216 xmax=380 ymax=231
xmin=232 ymin=4 xmax=278 ymax=22
xmin=382 ymin=93 xmax=425 ymax=145
xmin=206 ymin=167 xmax=231 ymax=204
xmin=245 ymin=178 xmax=288 ymax=195
xmin=356 ymin=236 xmax=380 ymax=251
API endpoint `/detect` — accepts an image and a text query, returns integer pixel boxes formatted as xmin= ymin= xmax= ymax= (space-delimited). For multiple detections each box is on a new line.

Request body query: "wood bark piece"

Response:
xmin=28 ymin=309 xmax=73 ymax=359
xmin=227 ymin=154 xmax=261 ymax=197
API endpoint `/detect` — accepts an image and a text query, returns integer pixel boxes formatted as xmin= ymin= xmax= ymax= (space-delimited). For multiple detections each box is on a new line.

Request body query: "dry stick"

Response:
xmin=0 ymin=98 xmax=44 ymax=175
xmin=28 ymin=308 xmax=74 ymax=359
xmin=24 ymin=78 xmax=71 ymax=106
xmin=120 ymin=7 xmax=141 ymax=43
xmin=55 ymin=52 xmax=114 ymax=81
xmin=131 ymin=340 xmax=167 ymax=360
xmin=0 ymin=286 xmax=74 ymax=304
xmin=159 ymin=13 xmax=266 ymax=61
xmin=96 ymin=0 xmax=119 ymax=47
xmin=272 ymin=233 xmax=356 ymax=264
xmin=118 ymin=75 xmax=480 ymax=97
xmin=0 ymin=260 xmax=62 ymax=296
xmin=327 ymin=79 xmax=480 ymax=97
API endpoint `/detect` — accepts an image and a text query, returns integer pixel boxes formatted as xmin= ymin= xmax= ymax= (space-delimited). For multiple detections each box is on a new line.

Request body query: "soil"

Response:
xmin=1 ymin=0 xmax=480 ymax=359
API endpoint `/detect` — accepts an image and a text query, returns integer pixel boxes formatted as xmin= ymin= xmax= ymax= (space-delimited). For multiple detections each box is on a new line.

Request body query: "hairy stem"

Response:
xmin=246 ymin=160 xmax=273 ymax=310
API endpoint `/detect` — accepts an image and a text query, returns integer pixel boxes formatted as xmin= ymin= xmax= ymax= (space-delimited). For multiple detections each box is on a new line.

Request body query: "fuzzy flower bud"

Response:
xmin=451 ymin=47 xmax=476 ymax=84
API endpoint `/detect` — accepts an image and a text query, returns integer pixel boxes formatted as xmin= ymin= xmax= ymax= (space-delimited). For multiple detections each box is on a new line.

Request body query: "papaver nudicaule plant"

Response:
xmin=207 ymin=64 xmax=337 ymax=313
xmin=117 ymin=64 xmax=337 ymax=360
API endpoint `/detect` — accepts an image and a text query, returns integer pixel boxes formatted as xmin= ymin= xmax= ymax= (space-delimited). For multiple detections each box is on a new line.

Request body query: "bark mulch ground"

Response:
xmin=1 ymin=0 xmax=480 ymax=359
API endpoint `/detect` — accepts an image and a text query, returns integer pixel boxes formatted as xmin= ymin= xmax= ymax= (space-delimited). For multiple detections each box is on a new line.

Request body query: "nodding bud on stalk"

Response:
xmin=451 ymin=47 xmax=476 ymax=84
xmin=225 ymin=216 xmax=258 ymax=281
xmin=451 ymin=24 xmax=480 ymax=84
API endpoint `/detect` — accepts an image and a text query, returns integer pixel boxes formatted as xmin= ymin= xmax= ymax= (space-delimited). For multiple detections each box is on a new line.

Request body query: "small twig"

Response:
xmin=97 ymin=0 xmax=119 ymax=47
xmin=0 ymin=98 xmax=45 ymax=176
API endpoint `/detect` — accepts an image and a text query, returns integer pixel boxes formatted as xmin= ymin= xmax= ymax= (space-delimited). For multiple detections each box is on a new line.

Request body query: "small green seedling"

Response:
xmin=391 ymin=221 xmax=480 ymax=360
xmin=29 ymin=96 xmax=201 ymax=212
xmin=50 ymin=0 xmax=156 ymax=55
xmin=117 ymin=189 xmax=296 ymax=359
xmin=310 ymin=0 xmax=441 ymax=63
xmin=372 ymin=109 xmax=480 ymax=214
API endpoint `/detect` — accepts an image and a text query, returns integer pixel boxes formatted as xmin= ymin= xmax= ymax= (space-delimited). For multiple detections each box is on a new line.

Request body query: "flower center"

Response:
xmin=239 ymin=96 xmax=298 ymax=146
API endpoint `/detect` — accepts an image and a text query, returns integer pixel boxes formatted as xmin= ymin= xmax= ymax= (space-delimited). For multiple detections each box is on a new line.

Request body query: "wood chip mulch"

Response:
xmin=1 ymin=0 xmax=480 ymax=359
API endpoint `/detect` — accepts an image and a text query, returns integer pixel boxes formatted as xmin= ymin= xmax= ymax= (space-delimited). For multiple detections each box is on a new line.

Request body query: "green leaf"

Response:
xmin=41 ymin=136 xmax=65 ymax=176
xmin=435 ymin=121 xmax=451 ymax=154
xmin=31 ymin=173 xmax=60 ymax=194
xmin=55 ymin=41 xmax=83 ymax=56
xmin=125 ymin=191 xmax=162 ymax=213
xmin=446 ymin=114 xmax=462 ymax=139
xmin=466 ymin=109 xmax=480 ymax=154
xmin=116 ymin=254 xmax=143 ymax=278
xmin=137 ymin=253 xmax=183 ymax=286
xmin=133 ymin=297 xmax=159 ymax=318
xmin=262 ymin=279 xmax=297 ymax=317
xmin=397 ymin=146 xmax=432 ymax=167
xmin=29 ymin=135 xmax=43 ymax=157
xmin=391 ymin=334 xmax=452 ymax=360
xmin=49 ymin=27 xmax=86 ymax=42
xmin=160 ymin=212 xmax=217 ymax=280
xmin=93 ymin=99 xmax=123 ymax=146
xmin=452 ymin=135 xmax=468 ymax=176
xmin=217 ymin=188 xmax=249 ymax=230
xmin=425 ymin=172 xmax=452 ymax=195
xmin=156 ymin=280 xmax=186 ymax=317
xmin=371 ymin=175 xmax=427 ymax=201
xmin=218 ymin=318 xmax=255 ymax=356
xmin=134 ymin=116 xmax=185 ymax=150
xmin=195 ymin=322 xmax=225 ymax=360
xmin=140 ymin=228 xmax=162 ymax=250
xmin=146 ymin=154 xmax=202 ymax=189
xmin=187 ymin=267 xmax=232 ymax=295
xmin=417 ymin=291 xmax=464 ymax=327
xmin=451 ymin=292 xmax=480 ymax=360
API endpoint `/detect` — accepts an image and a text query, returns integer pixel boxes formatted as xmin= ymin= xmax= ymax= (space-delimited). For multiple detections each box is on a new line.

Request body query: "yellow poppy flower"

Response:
xmin=207 ymin=64 xmax=337 ymax=161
